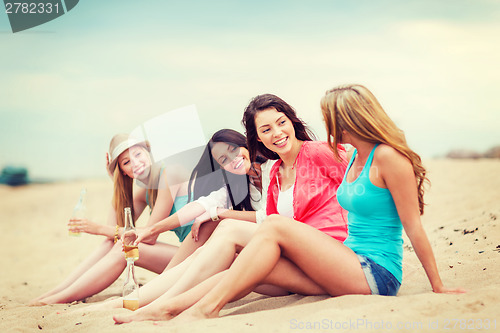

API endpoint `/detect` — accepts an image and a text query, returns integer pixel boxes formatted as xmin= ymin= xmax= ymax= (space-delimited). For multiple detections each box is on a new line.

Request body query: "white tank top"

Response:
xmin=277 ymin=179 xmax=294 ymax=218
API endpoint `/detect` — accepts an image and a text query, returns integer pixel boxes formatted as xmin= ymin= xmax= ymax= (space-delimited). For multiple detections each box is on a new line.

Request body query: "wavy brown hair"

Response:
xmin=320 ymin=84 xmax=429 ymax=214
xmin=112 ymin=165 xmax=135 ymax=227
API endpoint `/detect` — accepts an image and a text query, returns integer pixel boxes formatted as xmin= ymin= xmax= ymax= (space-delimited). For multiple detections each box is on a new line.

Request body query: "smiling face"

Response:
xmin=254 ymin=107 xmax=298 ymax=157
xmin=118 ymin=145 xmax=152 ymax=181
xmin=211 ymin=142 xmax=251 ymax=175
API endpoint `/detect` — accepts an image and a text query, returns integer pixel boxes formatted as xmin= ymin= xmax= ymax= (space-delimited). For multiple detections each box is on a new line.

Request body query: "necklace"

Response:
xmin=281 ymin=141 xmax=303 ymax=171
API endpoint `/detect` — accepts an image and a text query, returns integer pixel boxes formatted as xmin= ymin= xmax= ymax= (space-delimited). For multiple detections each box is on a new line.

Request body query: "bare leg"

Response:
xmin=257 ymin=257 xmax=327 ymax=295
xmin=80 ymin=220 xmax=226 ymax=311
xmin=29 ymin=239 xmax=115 ymax=305
xmin=158 ymin=220 xmax=257 ymax=299
xmin=113 ymin=220 xmax=335 ymax=324
xmin=113 ymin=255 xmax=329 ymax=324
xmin=114 ymin=271 xmax=226 ymax=324
xmin=36 ymin=240 xmax=178 ymax=304
xmin=165 ymin=220 xmax=220 ymax=269
xmin=175 ymin=215 xmax=370 ymax=321
xmin=107 ymin=220 xmax=257 ymax=316
xmin=84 ymin=246 xmax=207 ymax=312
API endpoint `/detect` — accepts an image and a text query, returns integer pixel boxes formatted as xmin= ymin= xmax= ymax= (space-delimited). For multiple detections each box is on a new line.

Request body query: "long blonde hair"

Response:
xmin=111 ymin=144 xmax=159 ymax=226
xmin=112 ymin=166 xmax=135 ymax=227
xmin=320 ymin=84 xmax=429 ymax=214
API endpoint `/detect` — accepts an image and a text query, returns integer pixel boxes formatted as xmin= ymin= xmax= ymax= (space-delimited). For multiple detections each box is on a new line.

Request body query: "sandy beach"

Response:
xmin=1 ymin=159 xmax=499 ymax=332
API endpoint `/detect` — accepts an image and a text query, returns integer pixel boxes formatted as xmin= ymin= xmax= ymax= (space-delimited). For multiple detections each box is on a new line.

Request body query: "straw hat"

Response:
xmin=107 ymin=134 xmax=150 ymax=175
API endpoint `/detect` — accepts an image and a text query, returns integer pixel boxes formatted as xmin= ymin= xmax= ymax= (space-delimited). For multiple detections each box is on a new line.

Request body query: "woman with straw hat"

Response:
xmin=30 ymin=133 xmax=220 ymax=305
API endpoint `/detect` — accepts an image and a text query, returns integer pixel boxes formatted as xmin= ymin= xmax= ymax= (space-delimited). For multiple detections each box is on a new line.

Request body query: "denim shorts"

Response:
xmin=357 ymin=255 xmax=401 ymax=296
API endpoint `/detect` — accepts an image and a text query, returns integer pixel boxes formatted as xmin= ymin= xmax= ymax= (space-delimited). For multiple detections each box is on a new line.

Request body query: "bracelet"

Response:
xmin=210 ymin=206 xmax=219 ymax=221
xmin=113 ymin=225 xmax=119 ymax=243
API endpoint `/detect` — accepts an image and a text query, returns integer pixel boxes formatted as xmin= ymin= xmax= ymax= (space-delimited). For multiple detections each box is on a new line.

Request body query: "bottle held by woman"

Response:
xmin=68 ymin=188 xmax=87 ymax=237
xmin=122 ymin=207 xmax=139 ymax=261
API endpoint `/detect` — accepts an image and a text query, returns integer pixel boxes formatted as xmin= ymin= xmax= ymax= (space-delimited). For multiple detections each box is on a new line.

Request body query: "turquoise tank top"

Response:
xmin=337 ymin=144 xmax=403 ymax=282
xmin=146 ymin=192 xmax=193 ymax=243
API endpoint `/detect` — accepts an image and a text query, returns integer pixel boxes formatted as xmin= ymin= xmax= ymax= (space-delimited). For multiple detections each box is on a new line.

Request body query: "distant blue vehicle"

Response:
xmin=0 ymin=166 xmax=29 ymax=186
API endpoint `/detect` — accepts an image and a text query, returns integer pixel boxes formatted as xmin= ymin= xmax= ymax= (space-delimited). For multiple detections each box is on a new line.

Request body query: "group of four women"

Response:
xmin=30 ymin=84 xmax=464 ymax=324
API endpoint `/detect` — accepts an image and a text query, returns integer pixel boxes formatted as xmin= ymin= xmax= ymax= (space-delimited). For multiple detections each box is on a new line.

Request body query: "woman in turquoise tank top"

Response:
xmin=317 ymin=84 xmax=465 ymax=296
xmin=29 ymin=133 xmax=217 ymax=305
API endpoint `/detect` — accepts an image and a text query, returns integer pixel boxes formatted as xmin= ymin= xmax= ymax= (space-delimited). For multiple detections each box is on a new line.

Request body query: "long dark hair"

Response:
xmin=241 ymin=94 xmax=316 ymax=162
xmin=188 ymin=129 xmax=265 ymax=211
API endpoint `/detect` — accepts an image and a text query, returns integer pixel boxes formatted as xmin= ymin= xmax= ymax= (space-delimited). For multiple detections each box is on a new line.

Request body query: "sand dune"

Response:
xmin=1 ymin=159 xmax=499 ymax=332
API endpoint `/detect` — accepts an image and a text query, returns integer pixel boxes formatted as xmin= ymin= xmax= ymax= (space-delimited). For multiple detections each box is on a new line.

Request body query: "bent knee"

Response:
xmin=213 ymin=219 xmax=249 ymax=235
xmin=210 ymin=219 xmax=255 ymax=244
xmin=211 ymin=219 xmax=234 ymax=235
xmin=253 ymin=214 xmax=288 ymax=240
xmin=262 ymin=214 xmax=284 ymax=224
xmin=260 ymin=214 xmax=292 ymax=232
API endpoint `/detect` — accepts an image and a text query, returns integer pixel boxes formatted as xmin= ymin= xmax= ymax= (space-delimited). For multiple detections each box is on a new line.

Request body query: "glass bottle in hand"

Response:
xmin=123 ymin=207 xmax=139 ymax=261
xmin=69 ymin=188 xmax=87 ymax=236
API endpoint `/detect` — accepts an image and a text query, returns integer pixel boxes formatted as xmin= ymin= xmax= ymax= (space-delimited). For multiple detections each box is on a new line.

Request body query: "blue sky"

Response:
xmin=1 ymin=0 xmax=499 ymax=179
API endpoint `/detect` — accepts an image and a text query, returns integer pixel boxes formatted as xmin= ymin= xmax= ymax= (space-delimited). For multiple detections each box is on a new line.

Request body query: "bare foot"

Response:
xmin=28 ymin=298 xmax=48 ymax=306
xmin=30 ymin=294 xmax=63 ymax=305
xmin=168 ymin=305 xmax=218 ymax=326
xmin=113 ymin=306 xmax=175 ymax=325
xmin=68 ymin=299 xmax=118 ymax=316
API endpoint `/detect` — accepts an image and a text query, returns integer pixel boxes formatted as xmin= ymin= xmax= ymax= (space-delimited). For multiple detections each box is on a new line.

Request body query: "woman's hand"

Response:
xmin=133 ymin=226 xmax=157 ymax=246
xmin=68 ymin=218 xmax=101 ymax=235
xmin=191 ymin=211 xmax=212 ymax=242
xmin=122 ymin=229 xmax=138 ymax=247
xmin=105 ymin=152 xmax=113 ymax=178
xmin=433 ymin=285 xmax=467 ymax=294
